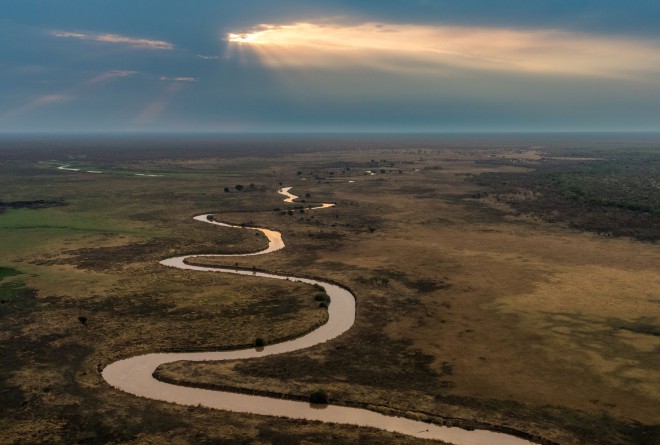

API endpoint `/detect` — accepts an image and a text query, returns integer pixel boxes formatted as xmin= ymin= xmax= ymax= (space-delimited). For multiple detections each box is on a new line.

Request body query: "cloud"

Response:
xmin=159 ymin=76 xmax=198 ymax=82
xmin=198 ymin=55 xmax=220 ymax=60
xmin=53 ymin=30 xmax=173 ymax=50
xmin=85 ymin=70 xmax=137 ymax=86
xmin=226 ymin=22 xmax=660 ymax=79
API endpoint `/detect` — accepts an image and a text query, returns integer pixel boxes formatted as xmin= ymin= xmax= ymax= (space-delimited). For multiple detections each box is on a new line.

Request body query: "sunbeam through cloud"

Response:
xmin=226 ymin=22 xmax=660 ymax=79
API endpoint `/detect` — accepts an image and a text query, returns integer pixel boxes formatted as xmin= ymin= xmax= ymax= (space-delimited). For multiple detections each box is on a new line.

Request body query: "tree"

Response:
xmin=309 ymin=388 xmax=329 ymax=404
xmin=235 ymin=184 xmax=244 ymax=191
xmin=224 ymin=187 xmax=230 ymax=193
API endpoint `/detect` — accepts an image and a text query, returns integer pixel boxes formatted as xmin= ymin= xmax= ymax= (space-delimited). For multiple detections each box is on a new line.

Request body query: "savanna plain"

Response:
xmin=0 ymin=135 xmax=658 ymax=444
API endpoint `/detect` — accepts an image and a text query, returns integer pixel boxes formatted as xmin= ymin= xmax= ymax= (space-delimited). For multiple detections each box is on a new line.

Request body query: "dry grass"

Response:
xmin=1 ymin=146 xmax=658 ymax=444
xmin=162 ymin=149 xmax=660 ymax=444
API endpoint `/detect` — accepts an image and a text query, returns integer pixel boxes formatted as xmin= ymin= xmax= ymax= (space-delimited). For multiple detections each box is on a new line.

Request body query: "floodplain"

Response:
xmin=0 ymin=135 xmax=658 ymax=444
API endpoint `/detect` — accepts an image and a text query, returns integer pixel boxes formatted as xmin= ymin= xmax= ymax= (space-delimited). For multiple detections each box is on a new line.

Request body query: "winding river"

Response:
xmin=102 ymin=187 xmax=537 ymax=445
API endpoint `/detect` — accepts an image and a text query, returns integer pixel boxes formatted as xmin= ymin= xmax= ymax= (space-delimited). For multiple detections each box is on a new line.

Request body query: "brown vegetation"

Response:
xmin=0 ymin=139 xmax=658 ymax=444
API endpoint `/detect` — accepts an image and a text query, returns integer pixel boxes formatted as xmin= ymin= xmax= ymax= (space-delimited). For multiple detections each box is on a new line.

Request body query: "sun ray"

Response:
xmin=224 ymin=21 xmax=660 ymax=80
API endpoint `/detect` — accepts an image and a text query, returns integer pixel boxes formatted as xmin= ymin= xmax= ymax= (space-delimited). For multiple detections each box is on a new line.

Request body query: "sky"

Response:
xmin=2 ymin=0 xmax=660 ymax=133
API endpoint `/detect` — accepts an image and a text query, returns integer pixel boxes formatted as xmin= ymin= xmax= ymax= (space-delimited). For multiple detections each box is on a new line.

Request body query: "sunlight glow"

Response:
xmin=227 ymin=32 xmax=263 ymax=44
xmin=225 ymin=22 xmax=660 ymax=79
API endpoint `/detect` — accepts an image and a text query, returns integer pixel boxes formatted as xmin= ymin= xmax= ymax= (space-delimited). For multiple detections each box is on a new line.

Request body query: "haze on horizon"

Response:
xmin=2 ymin=0 xmax=660 ymax=134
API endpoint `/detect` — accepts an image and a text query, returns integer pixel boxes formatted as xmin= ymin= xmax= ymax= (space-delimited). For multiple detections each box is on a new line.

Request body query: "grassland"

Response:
xmin=0 ymin=136 xmax=658 ymax=444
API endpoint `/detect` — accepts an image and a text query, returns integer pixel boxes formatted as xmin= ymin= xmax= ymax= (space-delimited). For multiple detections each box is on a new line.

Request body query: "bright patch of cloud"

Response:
xmin=198 ymin=54 xmax=220 ymax=60
xmin=226 ymin=22 xmax=660 ymax=79
xmin=53 ymin=31 xmax=173 ymax=50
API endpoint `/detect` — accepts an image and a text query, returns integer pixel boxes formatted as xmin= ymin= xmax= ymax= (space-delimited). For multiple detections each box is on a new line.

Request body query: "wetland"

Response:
xmin=0 ymin=134 xmax=658 ymax=444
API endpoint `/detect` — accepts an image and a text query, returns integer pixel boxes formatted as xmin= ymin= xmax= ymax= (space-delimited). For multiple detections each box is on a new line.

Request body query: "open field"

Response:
xmin=1 ymin=135 xmax=658 ymax=444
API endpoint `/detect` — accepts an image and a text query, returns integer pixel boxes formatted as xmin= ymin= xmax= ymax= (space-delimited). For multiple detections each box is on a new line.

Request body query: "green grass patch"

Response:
xmin=0 ymin=207 xmax=159 ymax=236
xmin=0 ymin=267 xmax=21 ymax=281
xmin=45 ymin=161 xmax=249 ymax=178
xmin=0 ymin=281 xmax=36 ymax=315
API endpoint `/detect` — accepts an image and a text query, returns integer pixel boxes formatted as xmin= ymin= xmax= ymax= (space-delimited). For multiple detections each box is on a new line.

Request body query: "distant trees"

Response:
xmin=225 ymin=184 xmax=257 ymax=192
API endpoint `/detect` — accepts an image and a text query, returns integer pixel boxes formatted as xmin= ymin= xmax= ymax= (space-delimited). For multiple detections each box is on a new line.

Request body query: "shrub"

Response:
xmin=309 ymin=388 xmax=329 ymax=404
xmin=254 ymin=337 xmax=265 ymax=347
xmin=314 ymin=292 xmax=330 ymax=302
xmin=78 ymin=316 xmax=87 ymax=326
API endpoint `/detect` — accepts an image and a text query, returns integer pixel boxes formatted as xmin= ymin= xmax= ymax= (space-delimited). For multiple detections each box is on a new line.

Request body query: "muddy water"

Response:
xmin=278 ymin=187 xmax=335 ymax=209
xmin=190 ymin=215 xmax=285 ymax=255
xmin=102 ymin=188 xmax=537 ymax=445
xmin=277 ymin=186 xmax=298 ymax=202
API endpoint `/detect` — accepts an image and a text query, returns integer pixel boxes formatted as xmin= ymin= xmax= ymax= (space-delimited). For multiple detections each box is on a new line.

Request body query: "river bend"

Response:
xmin=102 ymin=187 xmax=536 ymax=445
